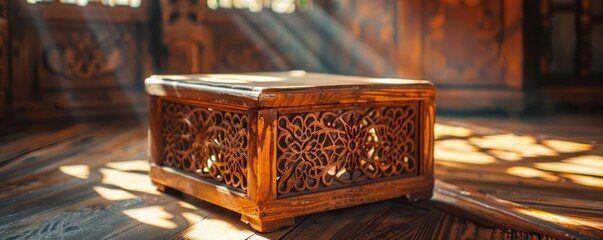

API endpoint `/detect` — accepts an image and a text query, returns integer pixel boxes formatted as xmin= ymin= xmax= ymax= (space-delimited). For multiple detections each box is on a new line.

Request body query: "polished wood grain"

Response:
xmin=146 ymin=72 xmax=436 ymax=231
xmin=1 ymin=117 xmax=602 ymax=239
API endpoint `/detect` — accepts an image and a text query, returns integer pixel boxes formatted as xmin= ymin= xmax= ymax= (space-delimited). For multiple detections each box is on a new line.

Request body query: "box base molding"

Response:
xmin=150 ymin=165 xmax=433 ymax=232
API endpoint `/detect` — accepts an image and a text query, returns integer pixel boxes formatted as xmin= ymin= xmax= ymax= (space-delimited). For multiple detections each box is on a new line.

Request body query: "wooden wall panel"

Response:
xmin=331 ymin=0 xmax=398 ymax=77
xmin=422 ymin=0 xmax=523 ymax=88
xmin=8 ymin=1 xmax=154 ymax=122
xmin=1 ymin=0 xmax=531 ymax=123
xmin=155 ymin=0 xmax=526 ymax=113
xmin=158 ymin=0 xmax=523 ymax=87
xmin=396 ymin=0 xmax=424 ymax=79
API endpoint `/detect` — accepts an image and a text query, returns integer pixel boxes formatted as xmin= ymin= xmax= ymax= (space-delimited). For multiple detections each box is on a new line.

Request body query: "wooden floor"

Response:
xmin=0 ymin=116 xmax=602 ymax=240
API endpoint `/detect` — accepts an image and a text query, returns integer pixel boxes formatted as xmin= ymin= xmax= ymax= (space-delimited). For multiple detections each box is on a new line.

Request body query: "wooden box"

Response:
xmin=146 ymin=72 xmax=436 ymax=232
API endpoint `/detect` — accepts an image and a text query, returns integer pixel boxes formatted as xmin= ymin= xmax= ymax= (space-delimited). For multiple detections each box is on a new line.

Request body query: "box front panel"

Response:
xmin=276 ymin=101 xmax=421 ymax=198
xmin=159 ymin=98 xmax=249 ymax=193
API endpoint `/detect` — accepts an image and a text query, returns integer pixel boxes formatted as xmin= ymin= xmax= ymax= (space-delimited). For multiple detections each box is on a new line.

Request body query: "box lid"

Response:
xmin=145 ymin=71 xmax=435 ymax=108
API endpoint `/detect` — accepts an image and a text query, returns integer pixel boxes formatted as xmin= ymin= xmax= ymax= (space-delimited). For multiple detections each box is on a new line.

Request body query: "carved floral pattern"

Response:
xmin=43 ymin=32 xmax=131 ymax=80
xmin=276 ymin=103 xmax=419 ymax=196
xmin=161 ymin=101 xmax=249 ymax=192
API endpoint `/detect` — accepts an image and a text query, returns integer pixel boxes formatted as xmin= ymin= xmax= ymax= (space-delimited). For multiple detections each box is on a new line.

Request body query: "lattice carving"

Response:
xmin=161 ymin=101 xmax=249 ymax=192
xmin=43 ymin=31 xmax=132 ymax=80
xmin=276 ymin=103 xmax=419 ymax=196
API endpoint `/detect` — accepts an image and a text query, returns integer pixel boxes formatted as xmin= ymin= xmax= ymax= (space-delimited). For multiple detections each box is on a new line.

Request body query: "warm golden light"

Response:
xmin=182 ymin=212 xmax=204 ymax=225
xmin=434 ymin=123 xmax=473 ymax=138
xmin=506 ymin=166 xmax=559 ymax=181
xmin=106 ymin=160 xmax=150 ymax=172
xmin=534 ymin=162 xmax=603 ymax=177
xmin=469 ymin=134 xmax=558 ymax=158
xmin=436 ymin=139 xmax=479 ymax=152
xmin=59 ymin=165 xmax=90 ymax=179
xmin=515 ymin=208 xmax=574 ymax=225
xmin=178 ymin=201 xmax=200 ymax=210
xmin=435 ymin=149 xmax=496 ymax=164
xmin=365 ymin=78 xmax=431 ymax=85
xmin=515 ymin=208 xmax=603 ymax=229
xmin=288 ymin=70 xmax=307 ymax=77
xmin=487 ymin=149 xmax=523 ymax=161
xmin=100 ymin=168 xmax=159 ymax=195
xmin=178 ymin=217 xmax=250 ymax=237
xmin=123 ymin=206 xmax=177 ymax=229
xmin=542 ymin=139 xmax=592 ymax=153
xmin=563 ymin=155 xmax=603 ymax=168
xmin=204 ymin=74 xmax=285 ymax=82
xmin=561 ymin=173 xmax=603 ymax=188
xmin=435 ymin=139 xmax=496 ymax=164
xmin=93 ymin=186 xmax=137 ymax=201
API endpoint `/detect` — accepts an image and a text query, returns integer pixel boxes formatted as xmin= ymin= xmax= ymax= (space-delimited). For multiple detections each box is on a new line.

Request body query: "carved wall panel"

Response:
xmin=38 ymin=24 xmax=137 ymax=89
xmin=7 ymin=1 xmax=154 ymax=121
xmin=276 ymin=103 xmax=419 ymax=197
xmin=160 ymin=100 xmax=249 ymax=192
xmin=422 ymin=0 xmax=522 ymax=87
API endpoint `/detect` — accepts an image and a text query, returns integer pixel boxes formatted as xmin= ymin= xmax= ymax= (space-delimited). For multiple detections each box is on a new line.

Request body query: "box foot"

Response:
xmin=406 ymin=190 xmax=433 ymax=201
xmin=152 ymin=181 xmax=183 ymax=197
xmin=241 ymin=214 xmax=295 ymax=232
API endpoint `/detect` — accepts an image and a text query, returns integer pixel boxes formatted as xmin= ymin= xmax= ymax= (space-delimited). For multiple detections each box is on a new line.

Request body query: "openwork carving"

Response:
xmin=43 ymin=31 xmax=132 ymax=80
xmin=161 ymin=100 xmax=249 ymax=192
xmin=276 ymin=103 xmax=419 ymax=196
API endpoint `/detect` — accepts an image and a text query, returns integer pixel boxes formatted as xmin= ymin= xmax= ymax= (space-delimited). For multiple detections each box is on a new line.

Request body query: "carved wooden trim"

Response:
xmin=160 ymin=99 xmax=249 ymax=192
xmin=276 ymin=102 xmax=420 ymax=197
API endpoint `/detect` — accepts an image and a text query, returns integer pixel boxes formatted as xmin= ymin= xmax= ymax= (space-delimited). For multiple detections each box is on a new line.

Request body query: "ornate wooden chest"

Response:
xmin=146 ymin=72 xmax=436 ymax=232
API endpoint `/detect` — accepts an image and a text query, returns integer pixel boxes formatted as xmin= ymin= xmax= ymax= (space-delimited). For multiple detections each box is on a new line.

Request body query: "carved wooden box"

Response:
xmin=146 ymin=72 xmax=436 ymax=232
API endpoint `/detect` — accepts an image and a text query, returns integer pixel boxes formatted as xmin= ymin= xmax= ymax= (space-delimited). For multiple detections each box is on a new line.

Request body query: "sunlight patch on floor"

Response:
xmin=516 ymin=208 xmax=574 ymax=225
xmin=123 ymin=206 xmax=177 ymax=229
xmin=93 ymin=186 xmax=137 ymax=201
xmin=506 ymin=166 xmax=559 ymax=181
xmin=516 ymin=208 xmax=603 ymax=229
xmin=435 ymin=139 xmax=496 ymax=164
xmin=59 ymin=165 xmax=90 ymax=179
xmin=542 ymin=140 xmax=592 ymax=153
xmin=435 ymin=149 xmax=496 ymax=164
xmin=561 ymin=173 xmax=603 ymax=188
xmin=106 ymin=160 xmax=150 ymax=172
xmin=100 ymin=168 xmax=159 ymax=195
xmin=469 ymin=134 xmax=558 ymax=158
xmin=182 ymin=212 xmax=204 ymax=225
xmin=434 ymin=123 xmax=473 ymax=138
xmin=534 ymin=162 xmax=603 ymax=177
xmin=563 ymin=155 xmax=603 ymax=168
xmin=178 ymin=217 xmax=250 ymax=238
xmin=487 ymin=149 xmax=523 ymax=161
xmin=178 ymin=201 xmax=199 ymax=210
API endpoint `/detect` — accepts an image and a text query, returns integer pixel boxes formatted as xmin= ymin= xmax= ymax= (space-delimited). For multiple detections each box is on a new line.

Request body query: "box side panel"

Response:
xmin=153 ymin=96 xmax=250 ymax=194
xmin=274 ymin=101 xmax=423 ymax=198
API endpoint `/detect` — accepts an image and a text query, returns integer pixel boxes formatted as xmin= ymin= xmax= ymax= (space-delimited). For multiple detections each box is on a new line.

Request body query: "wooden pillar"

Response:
xmin=160 ymin=0 xmax=214 ymax=74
